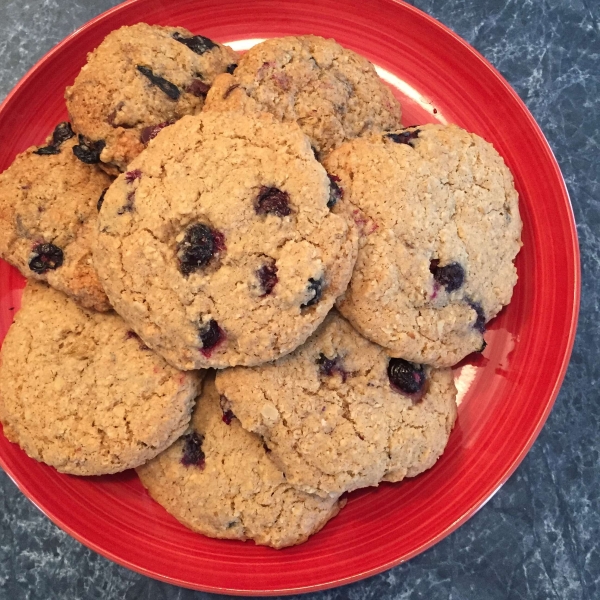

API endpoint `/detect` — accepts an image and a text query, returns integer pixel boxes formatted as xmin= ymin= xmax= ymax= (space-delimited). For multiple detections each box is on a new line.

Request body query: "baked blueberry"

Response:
xmin=388 ymin=358 xmax=426 ymax=396
xmin=327 ymin=174 xmax=343 ymax=209
xmin=177 ymin=223 xmax=221 ymax=275
xmin=73 ymin=135 xmax=106 ymax=164
xmin=385 ymin=129 xmax=420 ymax=146
xmin=257 ymin=262 xmax=278 ymax=296
xmin=172 ymin=32 xmax=217 ymax=55
xmin=467 ymin=299 xmax=486 ymax=333
xmin=136 ymin=65 xmax=181 ymax=100
xmin=187 ymin=79 xmax=210 ymax=97
xmin=199 ymin=319 xmax=223 ymax=355
xmin=181 ymin=432 xmax=205 ymax=467
xmin=28 ymin=243 xmax=64 ymax=274
xmin=301 ymin=277 xmax=323 ymax=308
xmin=430 ymin=260 xmax=465 ymax=293
xmin=255 ymin=187 xmax=292 ymax=217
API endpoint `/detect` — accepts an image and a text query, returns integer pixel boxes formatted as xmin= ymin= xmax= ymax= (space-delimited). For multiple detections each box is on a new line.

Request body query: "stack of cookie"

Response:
xmin=0 ymin=25 xmax=522 ymax=548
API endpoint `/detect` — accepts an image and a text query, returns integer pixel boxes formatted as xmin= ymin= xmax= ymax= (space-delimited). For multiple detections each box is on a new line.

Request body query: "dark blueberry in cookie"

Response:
xmin=301 ymin=277 xmax=324 ymax=308
xmin=255 ymin=186 xmax=292 ymax=217
xmin=140 ymin=121 xmax=173 ymax=144
xmin=181 ymin=432 xmax=205 ymax=467
xmin=466 ymin=299 xmax=486 ymax=333
xmin=136 ymin=65 xmax=181 ymax=100
xmin=28 ymin=243 xmax=64 ymax=274
xmin=125 ymin=169 xmax=142 ymax=183
xmin=172 ymin=32 xmax=217 ymax=55
xmin=177 ymin=223 xmax=222 ymax=275
xmin=187 ymin=79 xmax=210 ymax=97
xmin=429 ymin=260 xmax=465 ymax=293
xmin=316 ymin=353 xmax=347 ymax=381
xmin=385 ymin=129 xmax=420 ymax=146
xmin=199 ymin=319 xmax=224 ymax=355
xmin=257 ymin=262 xmax=278 ymax=296
xmin=73 ymin=135 xmax=106 ymax=164
xmin=97 ymin=188 xmax=108 ymax=212
xmin=388 ymin=358 xmax=426 ymax=396
xmin=117 ymin=191 xmax=135 ymax=214
xmin=327 ymin=174 xmax=343 ymax=209
xmin=51 ymin=121 xmax=75 ymax=146
xmin=226 ymin=63 xmax=238 ymax=74
xmin=33 ymin=145 xmax=60 ymax=156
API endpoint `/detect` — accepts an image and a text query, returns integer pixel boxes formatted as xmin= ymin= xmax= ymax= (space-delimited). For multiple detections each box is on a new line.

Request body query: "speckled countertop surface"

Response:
xmin=0 ymin=0 xmax=597 ymax=598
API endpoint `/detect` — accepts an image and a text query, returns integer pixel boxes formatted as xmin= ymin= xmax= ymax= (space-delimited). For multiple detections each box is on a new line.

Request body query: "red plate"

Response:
xmin=0 ymin=0 xmax=579 ymax=595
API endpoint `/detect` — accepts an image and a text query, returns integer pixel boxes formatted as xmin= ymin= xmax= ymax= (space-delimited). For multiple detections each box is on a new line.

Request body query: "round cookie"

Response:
xmin=94 ymin=111 xmax=358 ymax=370
xmin=323 ymin=124 xmax=523 ymax=367
xmin=216 ymin=311 xmax=457 ymax=498
xmin=203 ymin=35 xmax=402 ymax=159
xmin=136 ymin=373 xmax=344 ymax=548
xmin=0 ymin=281 xmax=201 ymax=475
xmin=0 ymin=123 xmax=113 ymax=312
xmin=65 ymin=23 xmax=238 ymax=173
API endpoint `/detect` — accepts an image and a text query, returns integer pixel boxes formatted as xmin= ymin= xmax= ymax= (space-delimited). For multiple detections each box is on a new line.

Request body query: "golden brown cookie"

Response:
xmin=137 ymin=374 xmax=344 ymax=548
xmin=65 ymin=23 xmax=238 ymax=172
xmin=0 ymin=123 xmax=113 ymax=312
xmin=0 ymin=281 xmax=201 ymax=475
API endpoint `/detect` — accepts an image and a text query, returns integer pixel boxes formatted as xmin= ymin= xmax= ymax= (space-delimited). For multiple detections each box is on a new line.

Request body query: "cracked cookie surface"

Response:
xmin=65 ymin=23 xmax=238 ymax=172
xmin=136 ymin=373 xmax=343 ymax=548
xmin=0 ymin=125 xmax=113 ymax=312
xmin=216 ymin=311 xmax=457 ymax=498
xmin=323 ymin=124 xmax=523 ymax=367
xmin=94 ymin=111 xmax=358 ymax=370
xmin=0 ymin=282 xmax=201 ymax=475
xmin=203 ymin=35 xmax=402 ymax=159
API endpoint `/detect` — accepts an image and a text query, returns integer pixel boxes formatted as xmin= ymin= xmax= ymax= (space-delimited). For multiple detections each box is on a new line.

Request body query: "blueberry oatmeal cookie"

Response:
xmin=203 ymin=35 xmax=402 ymax=159
xmin=0 ymin=281 xmax=201 ymax=475
xmin=216 ymin=311 xmax=457 ymax=498
xmin=65 ymin=23 xmax=238 ymax=173
xmin=137 ymin=373 xmax=344 ymax=548
xmin=94 ymin=111 xmax=358 ymax=370
xmin=323 ymin=123 xmax=523 ymax=367
xmin=0 ymin=123 xmax=113 ymax=311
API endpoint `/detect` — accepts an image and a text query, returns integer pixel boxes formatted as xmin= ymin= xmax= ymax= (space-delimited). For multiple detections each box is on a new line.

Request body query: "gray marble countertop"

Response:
xmin=0 ymin=0 xmax=597 ymax=598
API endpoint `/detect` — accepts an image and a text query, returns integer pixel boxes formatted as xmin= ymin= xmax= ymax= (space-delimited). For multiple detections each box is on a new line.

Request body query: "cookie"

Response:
xmin=65 ymin=23 xmax=238 ymax=173
xmin=136 ymin=373 xmax=344 ymax=548
xmin=203 ymin=35 xmax=402 ymax=159
xmin=0 ymin=123 xmax=113 ymax=312
xmin=216 ymin=311 xmax=457 ymax=498
xmin=323 ymin=124 xmax=523 ymax=367
xmin=0 ymin=281 xmax=201 ymax=475
xmin=93 ymin=111 xmax=358 ymax=370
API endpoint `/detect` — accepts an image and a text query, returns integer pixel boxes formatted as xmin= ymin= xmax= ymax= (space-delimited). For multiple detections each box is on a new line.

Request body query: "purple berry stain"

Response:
xmin=255 ymin=187 xmax=292 ymax=217
xmin=187 ymin=79 xmax=210 ymax=97
xmin=181 ymin=432 xmax=205 ymax=467
xmin=388 ymin=358 xmax=427 ymax=402
xmin=140 ymin=121 xmax=173 ymax=144
xmin=429 ymin=260 xmax=465 ymax=293
xmin=220 ymin=395 xmax=235 ymax=425
xmin=199 ymin=319 xmax=224 ymax=357
xmin=125 ymin=169 xmax=142 ymax=183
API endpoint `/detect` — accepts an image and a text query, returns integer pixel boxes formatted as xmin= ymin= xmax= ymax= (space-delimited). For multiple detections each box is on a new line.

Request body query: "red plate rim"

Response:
xmin=0 ymin=0 xmax=580 ymax=594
